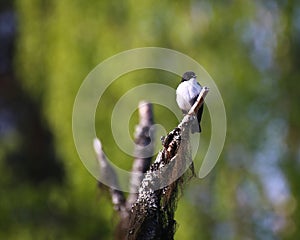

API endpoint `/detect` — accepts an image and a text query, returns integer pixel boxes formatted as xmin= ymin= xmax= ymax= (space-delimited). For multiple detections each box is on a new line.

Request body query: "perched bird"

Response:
xmin=176 ymin=71 xmax=204 ymax=133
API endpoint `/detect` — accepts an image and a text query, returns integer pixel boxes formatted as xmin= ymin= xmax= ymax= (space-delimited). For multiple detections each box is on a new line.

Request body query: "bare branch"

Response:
xmin=94 ymin=86 xmax=209 ymax=239
xmin=189 ymin=86 xmax=209 ymax=115
xmin=93 ymin=138 xmax=126 ymax=213
xmin=127 ymin=86 xmax=209 ymax=239
xmin=127 ymin=101 xmax=154 ymax=208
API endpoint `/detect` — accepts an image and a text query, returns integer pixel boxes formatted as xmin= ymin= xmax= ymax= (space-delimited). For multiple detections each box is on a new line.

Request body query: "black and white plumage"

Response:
xmin=176 ymin=71 xmax=204 ymax=133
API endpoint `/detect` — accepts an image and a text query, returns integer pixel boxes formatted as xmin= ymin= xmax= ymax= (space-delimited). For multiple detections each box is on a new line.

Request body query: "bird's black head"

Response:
xmin=181 ymin=71 xmax=197 ymax=82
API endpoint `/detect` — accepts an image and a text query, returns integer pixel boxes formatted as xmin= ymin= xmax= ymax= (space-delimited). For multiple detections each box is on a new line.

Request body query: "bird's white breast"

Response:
xmin=176 ymin=78 xmax=202 ymax=111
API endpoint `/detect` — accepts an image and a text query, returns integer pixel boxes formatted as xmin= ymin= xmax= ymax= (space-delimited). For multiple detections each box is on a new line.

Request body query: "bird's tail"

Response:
xmin=191 ymin=120 xmax=201 ymax=133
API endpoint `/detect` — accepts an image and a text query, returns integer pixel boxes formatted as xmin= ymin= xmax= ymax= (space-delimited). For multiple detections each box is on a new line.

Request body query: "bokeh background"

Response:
xmin=1 ymin=0 xmax=300 ymax=239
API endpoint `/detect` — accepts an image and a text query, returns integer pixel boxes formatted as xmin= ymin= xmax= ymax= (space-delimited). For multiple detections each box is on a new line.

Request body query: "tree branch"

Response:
xmin=127 ymin=86 xmax=209 ymax=239
xmin=127 ymin=101 xmax=154 ymax=208
xmin=93 ymin=138 xmax=126 ymax=214
xmin=94 ymin=86 xmax=209 ymax=240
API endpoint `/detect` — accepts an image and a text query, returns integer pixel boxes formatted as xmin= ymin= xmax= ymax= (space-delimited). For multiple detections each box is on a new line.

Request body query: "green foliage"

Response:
xmin=0 ymin=0 xmax=298 ymax=239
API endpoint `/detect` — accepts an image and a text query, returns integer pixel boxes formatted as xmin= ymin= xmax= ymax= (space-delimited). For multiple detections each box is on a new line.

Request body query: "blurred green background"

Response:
xmin=0 ymin=0 xmax=300 ymax=239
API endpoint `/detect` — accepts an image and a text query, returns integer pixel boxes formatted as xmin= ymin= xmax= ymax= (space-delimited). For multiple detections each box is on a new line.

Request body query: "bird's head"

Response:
xmin=181 ymin=71 xmax=197 ymax=82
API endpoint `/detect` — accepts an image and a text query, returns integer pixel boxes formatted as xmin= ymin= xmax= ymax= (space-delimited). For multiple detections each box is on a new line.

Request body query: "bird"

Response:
xmin=176 ymin=71 xmax=204 ymax=133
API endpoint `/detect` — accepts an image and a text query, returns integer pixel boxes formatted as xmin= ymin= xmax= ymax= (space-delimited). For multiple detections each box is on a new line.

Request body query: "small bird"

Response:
xmin=176 ymin=71 xmax=204 ymax=133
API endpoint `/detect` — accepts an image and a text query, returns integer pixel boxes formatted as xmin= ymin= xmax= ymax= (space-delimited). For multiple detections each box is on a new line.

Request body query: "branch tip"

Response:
xmin=93 ymin=137 xmax=102 ymax=155
xmin=188 ymin=86 xmax=209 ymax=115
